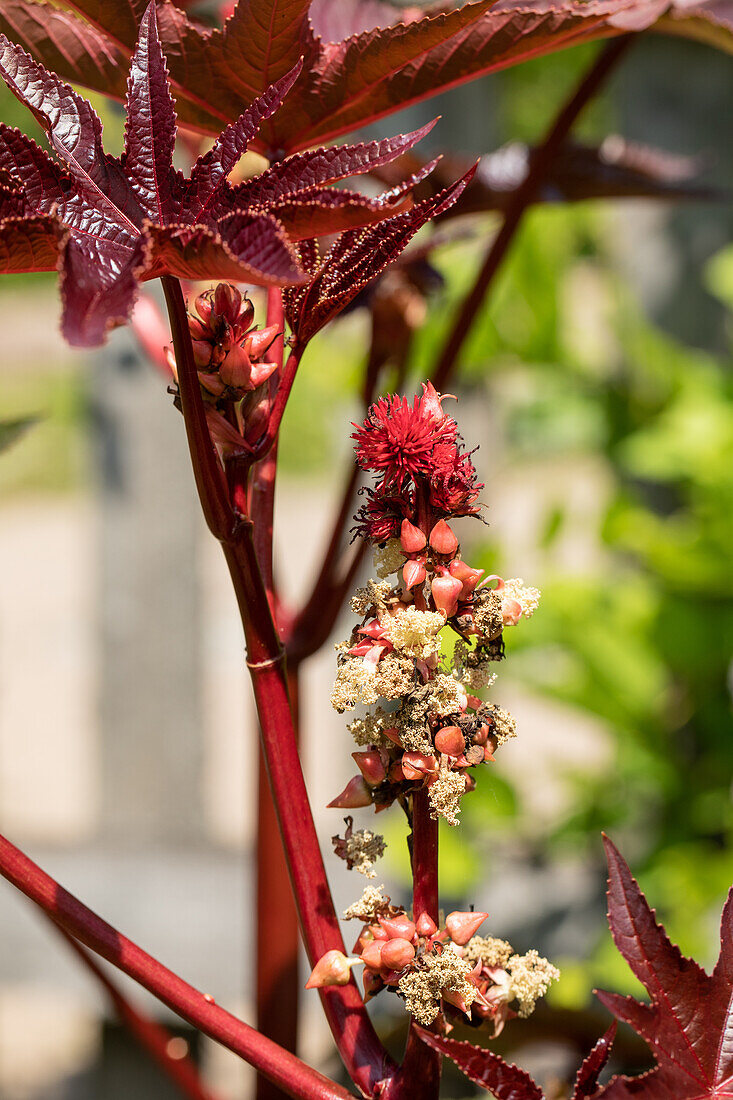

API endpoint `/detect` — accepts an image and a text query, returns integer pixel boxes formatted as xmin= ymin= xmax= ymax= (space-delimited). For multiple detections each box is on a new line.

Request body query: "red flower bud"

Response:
xmin=445 ymin=910 xmax=489 ymax=946
xmin=400 ymin=519 xmax=427 ymax=553
xmin=352 ymin=750 xmax=387 ymax=786
xmin=401 ymin=752 xmax=438 ymax=781
xmin=434 ymin=725 xmax=465 ymax=757
xmin=247 ymin=323 xmax=279 ymax=357
xmin=195 ymin=293 xmax=213 ymax=323
xmin=327 ymin=776 xmax=372 ymax=808
xmin=305 ymin=950 xmax=354 ymax=989
xmin=379 ymin=915 xmax=416 ymax=942
xmin=431 ymin=574 xmax=462 ymax=617
xmin=213 ymin=282 xmax=242 ymax=325
xmin=380 ymin=938 xmax=415 ymax=970
xmin=362 ymin=969 xmax=384 ymax=1000
xmin=429 ymin=519 xmax=459 ymax=556
xmin=403 ymin=559 xmax=427 ymax=589
xmin=416 ymin=912 xmax=437 ymax=937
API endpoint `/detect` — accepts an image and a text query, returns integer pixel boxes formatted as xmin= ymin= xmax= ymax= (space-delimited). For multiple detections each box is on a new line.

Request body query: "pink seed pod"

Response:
xmin=379 ymin=915 xmax=416 ymax=942
xmin=362 ymin=969 xmax=384 ymax=1000
xmin=473 ymin=724 xmax=489 ymax=746
xmin=219 ymin=342 xmax=254 ymax=389
xmin=360 ymin=940 xmax=385 ymax=970
xmin=416 ymin=912 xmax=438 ymax=937
xmin=431 ymin=574 xmax=463 ymax=617
xmin=484 ymin=744 xmax=495 ymax=763
xmin=401 ymin=752 xmax=438 ymax=781
xmin=501 ymin=597 xmax=523 ymax=626
xmin=400 ymin=519 xmax=427 ymax=553
xmin=380 ymin=938 xmax=415 ymax=971
xmin=352 ymin=750 xmax=387 ymax=786
xmin=445 ymin=910 xmax=489 ymax=946
xmin=305 ymin=950 xmax=354 ymax=989
xmin=448 ymin=559 xmax=485 ymax=598
xmin=383 ymin=726 xmax=402 ymax=746
xmin=403 ymin=559 xmax=427 ymax=589
xmin=194 ymin=293 xmax=213 ymax=323
xmin=434 ymin=725 xmax=465 ymax=757
xmin=429 ymin=518 xmax=459 ymax=556
xmin=327 ymin=776 xmax=372 ymax=808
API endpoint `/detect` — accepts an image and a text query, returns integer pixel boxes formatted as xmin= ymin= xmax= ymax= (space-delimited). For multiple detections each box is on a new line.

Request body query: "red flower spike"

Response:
xmin=305 ymin=950 xmax=356 ymax=989
xmin=429 ymin=518 xmax=459 ymax=556
xmin=380 ymin=938 xmax=415 ymax=971
xmin=327 ymin=775 xmax=372 ymax=808
xmin=434 ymin=725 xmax=465 ymax=758
xmin=352 ymin=750 xmax=387 ymax=786
xmin=445 ymin=911 xmax=489 ymax=946
xmin=431 ymin=574 xmax=462 ymax=617
xmin=400 ymin=518 xmax=427 ymax=552
xmin=379 ymin=916 xmax=417 ymax=942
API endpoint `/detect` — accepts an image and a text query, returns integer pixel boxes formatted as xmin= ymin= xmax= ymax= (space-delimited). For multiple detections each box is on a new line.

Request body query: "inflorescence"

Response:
xmin=308 ymin=385 xmax=557 ymax=1034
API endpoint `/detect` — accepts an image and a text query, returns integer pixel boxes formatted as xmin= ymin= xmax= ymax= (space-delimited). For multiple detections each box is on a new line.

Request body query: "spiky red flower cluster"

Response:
xmin=352 ymin=384 xmax=482 ymax=541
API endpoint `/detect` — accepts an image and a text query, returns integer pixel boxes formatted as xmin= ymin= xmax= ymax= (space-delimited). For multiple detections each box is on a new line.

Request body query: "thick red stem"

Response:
xmin=430 ymin=35 xmax=633 ymax=390
xmin=386 ymin=790 xmax=441 ymax=1100
xmin=0 ymin=834 xmax=353 ymax=1100
xmin=162 ymin=277 xmax=394 ymax=1095
xmin=50 ymin=921 xmax=219 ymax=1100
xmin=255 ymin=665 xmax=302 ymax=1100
xmin=252 ymin=290 xmax=300 ymax=1100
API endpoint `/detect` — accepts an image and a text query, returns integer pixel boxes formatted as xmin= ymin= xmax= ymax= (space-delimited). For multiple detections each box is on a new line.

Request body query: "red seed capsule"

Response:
xmin=380 ymin=938 xmax=415 ymax=970
xmin=434 ymin=725 xmax=465 ymax=757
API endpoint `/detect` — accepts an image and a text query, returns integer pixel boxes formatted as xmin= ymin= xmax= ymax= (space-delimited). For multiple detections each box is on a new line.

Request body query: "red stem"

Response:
xmin=253 ymin=289 xmax=301 ymax=1100
xmin=386 ymin=790 xmax=441 ymax=1100
xmin=161 ymin=277 xmax=234 ymax=541
xmin=50 ymin=920 xmax=219 ymax=1100
xmin=255 ymin=666 xmax=302 ymax=1100
xmin=0 ymin=834 xmax=353 ymax=1100
xmin=430 ymin=35 xmax=633 ymax=390
xmin=163 ymin=276 xmax=394 ymax=1095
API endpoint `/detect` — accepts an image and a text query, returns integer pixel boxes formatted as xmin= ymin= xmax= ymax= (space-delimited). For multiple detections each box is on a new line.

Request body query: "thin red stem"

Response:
xmin=430 ymin=35 xmax=633 ymax=390
xmin=50 ymin=921 xmax=219 ymax=1100
xmin=0 ymin=834 xmax=353 ymax=1100
xmin=161 ymin=276 xmax=233 ymax=541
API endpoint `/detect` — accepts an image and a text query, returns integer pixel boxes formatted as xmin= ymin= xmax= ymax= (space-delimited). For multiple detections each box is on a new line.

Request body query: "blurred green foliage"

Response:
xmin=403 ymin=194 xmax=733 ymax=1001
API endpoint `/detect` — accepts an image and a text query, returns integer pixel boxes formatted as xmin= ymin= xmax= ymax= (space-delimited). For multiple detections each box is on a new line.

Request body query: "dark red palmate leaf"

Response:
xmin=416 ymin=1022 xmax=616 ymax=1099
xmin=0 ymin=0 xmax=638 ymax=150
xmin=284 ymin=166 xmax=474 ymax=343
xmin=596 ymin=836 xmax=733 ymax=1099
xmin=0 ymin=1 xmax=444 ymax=343
xmin=4 ymin=0 xmax=733 ymax=152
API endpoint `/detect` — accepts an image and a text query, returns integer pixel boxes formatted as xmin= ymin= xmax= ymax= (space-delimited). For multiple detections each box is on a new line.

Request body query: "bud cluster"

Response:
xmin=169 ymin=283 xmax=280 ymax=455
xmin=329 ymin=385 xmax=540 ymax=827
xmin=306 ymin=887 xmax=558 ymax=1033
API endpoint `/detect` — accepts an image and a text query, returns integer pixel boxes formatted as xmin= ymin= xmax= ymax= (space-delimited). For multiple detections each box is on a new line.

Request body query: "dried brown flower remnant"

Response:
xmin=350 ymin=579 xmax=391 ymax=617
xmin=333 ymin=820 xmax=386 ymax=878
xmin=342 ymin=885 xmax=390 ymax=922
